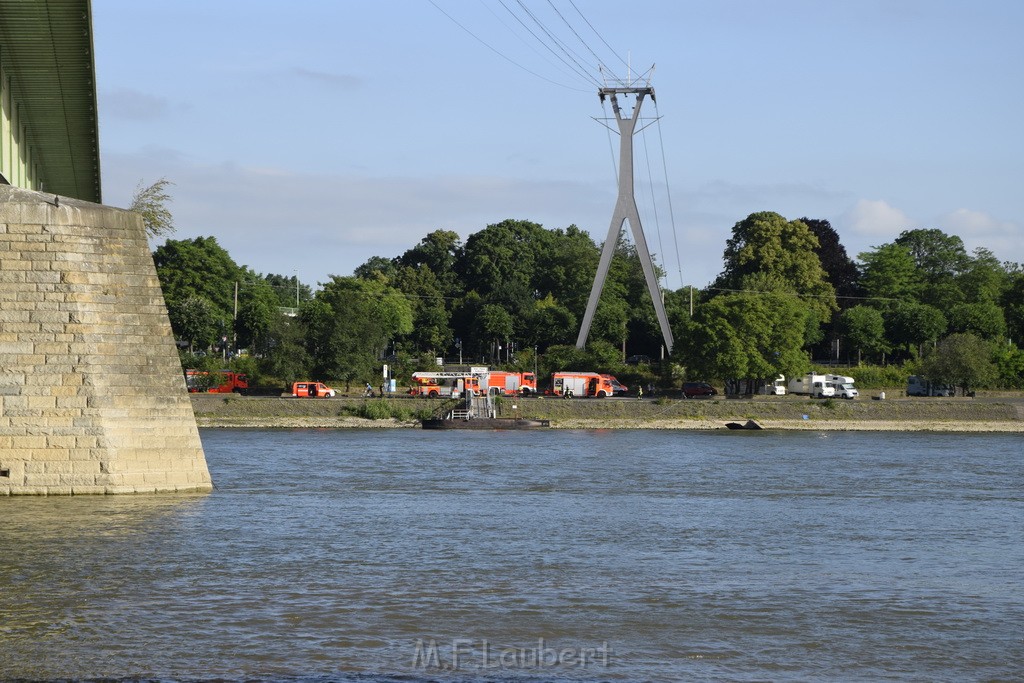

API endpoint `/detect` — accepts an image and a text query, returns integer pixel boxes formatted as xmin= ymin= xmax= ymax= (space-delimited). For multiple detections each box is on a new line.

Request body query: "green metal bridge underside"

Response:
xmin=0 ymin=0 xmax=100 ymax=202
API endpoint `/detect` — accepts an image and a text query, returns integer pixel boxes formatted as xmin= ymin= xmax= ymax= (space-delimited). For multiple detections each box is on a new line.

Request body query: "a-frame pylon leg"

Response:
xmin=575 ymin=87 xmax=674 ymax=354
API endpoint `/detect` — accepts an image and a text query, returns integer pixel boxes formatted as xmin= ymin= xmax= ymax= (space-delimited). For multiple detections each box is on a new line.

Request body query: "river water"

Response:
xmin=1 ymin=428 xmax=1022 ymax=682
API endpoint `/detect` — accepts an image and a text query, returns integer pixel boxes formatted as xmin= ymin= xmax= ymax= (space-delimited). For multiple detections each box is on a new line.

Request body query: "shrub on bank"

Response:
xmin=812 ymin=364 xmax=911 ymax=389
xmin=348 ymin=399 xmax=413 ymax=421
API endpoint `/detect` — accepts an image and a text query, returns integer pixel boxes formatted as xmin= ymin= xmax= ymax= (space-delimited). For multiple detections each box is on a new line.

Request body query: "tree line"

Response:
xmin=153 ymin=213 xmax=1024 ymax=393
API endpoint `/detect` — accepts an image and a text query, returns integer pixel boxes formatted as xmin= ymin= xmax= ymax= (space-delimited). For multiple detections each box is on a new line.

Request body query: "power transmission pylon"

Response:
xmin=575 ymin=84 xmax=674 ymax=354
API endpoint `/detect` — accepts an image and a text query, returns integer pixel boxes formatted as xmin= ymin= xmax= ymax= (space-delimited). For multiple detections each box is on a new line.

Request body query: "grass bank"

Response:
xmin=191 ymin=394 xmax=1024 ymax=431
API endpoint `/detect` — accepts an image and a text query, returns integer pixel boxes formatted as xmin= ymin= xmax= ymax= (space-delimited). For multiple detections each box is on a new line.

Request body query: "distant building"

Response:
xmin=0 ymin=0 xmax=101 ymax=201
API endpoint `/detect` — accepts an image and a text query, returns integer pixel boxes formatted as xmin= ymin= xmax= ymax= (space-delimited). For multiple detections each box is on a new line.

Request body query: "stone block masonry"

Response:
xmin=0 ymin=186 xmax=212 ymax=494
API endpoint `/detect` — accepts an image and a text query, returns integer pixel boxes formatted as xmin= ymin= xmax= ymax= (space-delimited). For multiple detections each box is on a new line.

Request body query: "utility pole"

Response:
xmin=576 ymin=82 xmax=674 ymax=354
xmin=232 ymin=280 xmax=238 ymax=355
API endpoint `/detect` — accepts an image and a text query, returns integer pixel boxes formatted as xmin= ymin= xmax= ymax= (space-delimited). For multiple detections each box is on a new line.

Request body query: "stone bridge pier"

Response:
xmin=0 ymin=186 xmax=212 ymax=494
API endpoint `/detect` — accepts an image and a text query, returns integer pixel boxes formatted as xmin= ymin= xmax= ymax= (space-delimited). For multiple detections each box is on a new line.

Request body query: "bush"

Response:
xmin=350 ymin=400 xmax=412 ymax=421
xmin=993 ymin=344 xmax=1024 ymax=390
xmin=414 ymin=408 xmax=436 ymax=422
xmin=813 ymin=364 xmax=910 ymax=389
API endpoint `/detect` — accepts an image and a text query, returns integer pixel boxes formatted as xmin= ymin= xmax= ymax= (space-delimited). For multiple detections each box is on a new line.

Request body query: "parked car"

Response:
xmin=682 ymin=381 xmax=717 ymax=399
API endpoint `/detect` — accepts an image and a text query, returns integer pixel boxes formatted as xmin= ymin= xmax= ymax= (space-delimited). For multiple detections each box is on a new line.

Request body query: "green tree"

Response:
xmin=393 ymin=264 xmax=451 ymax=357
xmin=800 ymin=217 xmax=862 ymax=303
xmin=534 ymin=224 xmax=599 ymax=318
xmin=959 ymin=247 xmax=1008 ymax=304
xmin=527 ymin=294 xmax=577 ymax=349
xmin=894 ymin=228 xmax=970 ymax=281
xmin=684 ymin=289 xmax=810 ymax=388
xmin=714 ymin=211 xmax=837 ymax=326
xmin=169 ymin=295 xmax=217 ymax=353
xmin=398 ymin=229 xmax=463 ymax=297
xmin=129 ymin=177 xmax=175 ymax=238
xmin=612 ymin=238 xmax=667 ymax=358
xmin=893 ymin=229 xmax=972 ymax=309
xmin=259 ymin=313 xmax=310 ymax=384
xmin=591 ymin=296 xmax=629 ymax=352
xmin=263 ymin=273 xmax=312 ymax=309
xmin=353 ymin=256 xmax=398 ymax=282
xmin=479 ymin=304 xmax=514 ymax=362
xmin=992 ymin=343 xmax=1024 ymax=390
xmin=584 ymin=339 xmax=624 ymax=370
xmin=450 ymin=291 xmax=486 ymax=361
xmin=920 ymin=333 xmax=996 ymax=395
xmin=947 ymin=301 xmax=1007 ymax=340
xmin=303 ymin=277 xmax=413 ymax=388
xmin=542 ymin=344 xmax=588 ymax=374
xmin=457 ymin=219 xmax=549 ymax=322
xmin=886 ymin=301 xmax=947 ymax=358
xmin=299 ymin=298 xmax=334 ymax=377
xmin=235 ymin=276 xmax=280 ymax=354
xmin=664 ymin=286 xmax=695 ymax=358
xmin=154 ymin=236 xmax=242 ymax=324
xmin=858 ymin=243 xmax=921 ymax=302
xmin=838 ymin=305 xmax=888 ymax=364
xmin=1002 ymin=271 xmax=1024 ymax=344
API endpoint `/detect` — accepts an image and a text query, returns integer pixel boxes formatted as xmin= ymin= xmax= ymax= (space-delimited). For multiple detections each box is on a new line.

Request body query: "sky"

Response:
xmin=92 ymin=0 xmax=1024 ymax=292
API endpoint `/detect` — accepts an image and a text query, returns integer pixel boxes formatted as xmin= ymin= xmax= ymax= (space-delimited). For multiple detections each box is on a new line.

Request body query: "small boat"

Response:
xmin=725 ymin=419 xmax=763 ymax=430
xmin=421 ymin=417 xmax=550 ymax=430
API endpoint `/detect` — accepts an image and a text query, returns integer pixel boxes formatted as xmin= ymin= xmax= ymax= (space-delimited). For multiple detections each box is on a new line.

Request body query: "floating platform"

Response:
xmin=421 ymin=417 xmax=551 ymax=430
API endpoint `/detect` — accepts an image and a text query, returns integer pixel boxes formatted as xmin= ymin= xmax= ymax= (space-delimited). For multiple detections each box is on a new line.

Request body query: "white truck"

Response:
xmin=787 ymin=373 xmax=835 ymax=398
xmin=763 ymin=374 xmax=787 ymax=395
xmin=907 ymin=375 xmax=952 ymax=397
xmin=824 ymin=374 xmax=859 ymax=400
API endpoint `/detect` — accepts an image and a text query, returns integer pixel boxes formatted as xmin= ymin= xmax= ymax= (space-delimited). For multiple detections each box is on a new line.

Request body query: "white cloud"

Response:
xmin=839 ymin=199 xmax=915 ymax=239
xmin=102 ymin=150 xmax=614 ymax=288
xmin=936 ymin=208 xmax=1022 ymax=264
xmin=832 ymin=202 xmax=1024 ymax=266
xmin=937 ymin=208 xmax=1015 ymax=239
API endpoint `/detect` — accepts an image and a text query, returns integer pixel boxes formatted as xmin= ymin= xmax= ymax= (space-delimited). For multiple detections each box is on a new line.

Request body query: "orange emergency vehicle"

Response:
xmin=551 ymin=372 xmax=616 ymax=398
xmin=409 ymin=372 xmax=482 ymax=398
xmin=185 ymin=370 xmax=249 ymax=393
xmin=291 ymin=381 xmax=336 ymax=398
xmin=484 ymin=371 xmax=538 ymax=396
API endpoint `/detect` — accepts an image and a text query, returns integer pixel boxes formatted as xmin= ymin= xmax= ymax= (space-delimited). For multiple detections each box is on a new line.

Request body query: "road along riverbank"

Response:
xmin=190 ymin=394 xmax=1024 ymax=431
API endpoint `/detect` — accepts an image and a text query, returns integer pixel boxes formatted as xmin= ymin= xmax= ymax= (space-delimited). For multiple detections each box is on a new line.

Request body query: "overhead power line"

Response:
xmin=567 ymin=0 xmax=631 ymax=73
xmin=544 ymin=0 xmax=615 ymax=76
xmin=707 ymin=287 xmax=902 ymax=303
xmin=427 ymin=0 xmax=588 ymax=91
xmin=495 ymin=0 xmax=602 ymax=87
xmin=653 ymin=100 xmax=685 ymax=290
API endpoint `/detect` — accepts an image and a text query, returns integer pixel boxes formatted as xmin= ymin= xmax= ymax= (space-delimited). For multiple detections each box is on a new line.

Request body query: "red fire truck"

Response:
xmin=484 ymin=371 xmax=538 ymax=396
xmin=409 ymin=372 xmax=483 ymax=398
xmin=551 ymin=372 xmax=616 ymax=398
xmin=185 ymin=370 xmax=249 ymax=393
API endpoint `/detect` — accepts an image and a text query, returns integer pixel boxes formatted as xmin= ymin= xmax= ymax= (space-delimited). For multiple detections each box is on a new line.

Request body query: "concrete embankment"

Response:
xmin=190 ymin=394 xmax=1024 ymax=432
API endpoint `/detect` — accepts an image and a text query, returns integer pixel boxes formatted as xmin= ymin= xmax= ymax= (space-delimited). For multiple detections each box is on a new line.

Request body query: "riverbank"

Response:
xmin=190 ymin=394 xmax=1024 ymax=431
